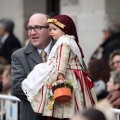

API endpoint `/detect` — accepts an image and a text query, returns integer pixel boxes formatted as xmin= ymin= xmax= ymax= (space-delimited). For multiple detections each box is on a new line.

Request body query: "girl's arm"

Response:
xmin=57 ymin=44 xmax=71 ymax=80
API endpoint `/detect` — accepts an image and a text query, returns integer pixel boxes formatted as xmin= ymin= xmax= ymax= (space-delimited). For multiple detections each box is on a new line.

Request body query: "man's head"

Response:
xmin=0 ymin=18 xmax=14 ymax=36
xmin=102 ymin=20 xmax=120 ymax=41
xmin=26 ymin=13 xmax=51 ymax=49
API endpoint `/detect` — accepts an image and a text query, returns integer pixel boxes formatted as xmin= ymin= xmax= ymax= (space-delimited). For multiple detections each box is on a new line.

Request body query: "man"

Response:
xmin=0 ymin=18 xmax=21 ymax=64
xmin=11 ymin=13 xmax=56 ymax=120
xmin=91 ymin=20 xmax=120 ymax=61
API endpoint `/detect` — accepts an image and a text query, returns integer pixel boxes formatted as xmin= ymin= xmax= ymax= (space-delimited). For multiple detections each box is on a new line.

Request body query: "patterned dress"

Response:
xmin=22 ymin=35 xmax=97 ymax=119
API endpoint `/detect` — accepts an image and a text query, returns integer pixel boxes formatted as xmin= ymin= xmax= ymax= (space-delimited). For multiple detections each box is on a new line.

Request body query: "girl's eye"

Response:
xmin=53 ymin=28 xmax=56 ymax=30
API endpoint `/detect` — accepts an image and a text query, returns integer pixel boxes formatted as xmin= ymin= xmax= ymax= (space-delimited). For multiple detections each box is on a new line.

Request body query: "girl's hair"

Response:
xmin=47 ymin=15 xmax=84 ymax=58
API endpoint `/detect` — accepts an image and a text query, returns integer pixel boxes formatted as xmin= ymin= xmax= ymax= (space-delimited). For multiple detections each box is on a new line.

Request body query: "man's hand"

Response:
xmin=106 ymin=91 xmax=120 ymax=108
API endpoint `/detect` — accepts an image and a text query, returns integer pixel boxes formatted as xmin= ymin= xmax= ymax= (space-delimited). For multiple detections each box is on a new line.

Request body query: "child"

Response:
xmin=22 ymin=15 xmax=97 ymax=119
xmin=107 ymin=71 xmax=120 ymax=93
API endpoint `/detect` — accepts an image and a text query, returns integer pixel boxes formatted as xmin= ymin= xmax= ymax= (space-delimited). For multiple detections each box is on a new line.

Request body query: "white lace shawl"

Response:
xmin=22 ymin=35 xmax=84 ymax=102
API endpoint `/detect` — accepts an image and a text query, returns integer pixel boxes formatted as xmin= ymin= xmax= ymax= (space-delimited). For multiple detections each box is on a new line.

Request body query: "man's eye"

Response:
xmin=34 ymin=26 xmax=40 ymax=29
xmin=26 ymin=27 xmax=32 ymax=31
xmin=35 ymin=26 xmax=40 ymax=28
xmin=28 ymin=27 xmax=32 ymax=30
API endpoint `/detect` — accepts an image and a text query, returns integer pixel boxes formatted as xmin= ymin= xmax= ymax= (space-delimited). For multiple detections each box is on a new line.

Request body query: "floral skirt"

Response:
xmin=30 ymin=69 xmax=97 ymax=119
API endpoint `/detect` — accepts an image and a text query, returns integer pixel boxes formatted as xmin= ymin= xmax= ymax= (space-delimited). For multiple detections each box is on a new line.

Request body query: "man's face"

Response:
xmin=111 ymin=55 xmax=120 ymax=71
xmin=27 ymin=14 xmax=51 ymax=49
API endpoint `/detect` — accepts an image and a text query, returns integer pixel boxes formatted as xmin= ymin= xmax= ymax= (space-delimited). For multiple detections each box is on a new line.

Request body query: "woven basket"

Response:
xmin=54 ymin=87 xmax=72 ymax=103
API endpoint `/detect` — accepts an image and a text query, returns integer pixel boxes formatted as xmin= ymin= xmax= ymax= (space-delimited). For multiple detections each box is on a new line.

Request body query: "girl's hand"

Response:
xmin=57 ymin=73 xmax=65 ymax=80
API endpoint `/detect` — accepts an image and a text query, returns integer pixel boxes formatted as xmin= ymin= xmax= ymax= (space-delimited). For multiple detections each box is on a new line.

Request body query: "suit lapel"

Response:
xmin=24 ymin=43 xmax=42 ymax=64
xmin=24 ymin=40 xmax=56 ymax=64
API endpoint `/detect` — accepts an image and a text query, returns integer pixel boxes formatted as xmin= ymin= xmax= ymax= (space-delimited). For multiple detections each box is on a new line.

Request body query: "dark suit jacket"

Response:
xmin=11 ymin=40 xmax=55 ymax=120
xmin=91 ymin=33 xmax=120 ymax=61
xmin=0 ymin=33 xmax=21 ymax=63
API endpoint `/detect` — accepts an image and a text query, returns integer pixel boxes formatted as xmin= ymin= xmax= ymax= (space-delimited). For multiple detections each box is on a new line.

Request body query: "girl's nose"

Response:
xmin=49 ymin=30 xmax=53 ymax=35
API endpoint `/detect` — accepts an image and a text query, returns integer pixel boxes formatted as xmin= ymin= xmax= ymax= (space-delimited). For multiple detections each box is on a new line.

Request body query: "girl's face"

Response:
xmin=48 ymin=23 xmax=65 ymax=40
xmin=107 ymin=77 xmax=119 ymax=92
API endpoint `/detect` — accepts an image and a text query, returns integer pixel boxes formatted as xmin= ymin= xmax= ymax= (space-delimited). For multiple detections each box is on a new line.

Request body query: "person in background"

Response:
xmin=2 ymin=65 xmax=11 ymax=95
xmin=107 ymin=71 xmax=120 ymax=94
xmin=106 ymin=70 xmax=120 ymax=108
xmin=11 ymin=13 xmax=55 ymax=120
xmin=109 ymin=49 xmax=120 ymax=71
xmin=0 ymin=18 xmax=21 ymax=63
xmin=71 ymin=108 xmax=106 ymax=120
xmin=0 ymin=64 xmax=10 ymax=93
xmin=0 ymin=64 xmax=4 ymax=92
xmin=106 ymin=50 xmax=120 ymax=107
xmin=88 ymin=59 xmax=110 ymax=100
xmin=71 ymin=99 xmax=116 ymax=120
xmin=91 ymin=20 xmax=120 ymax=61
xmin=95 ymin=99 xmax=116 ymax=120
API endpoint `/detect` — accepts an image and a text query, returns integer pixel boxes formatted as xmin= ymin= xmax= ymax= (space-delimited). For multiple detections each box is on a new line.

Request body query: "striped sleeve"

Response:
xmin=57 ymin=44 xmax=71 ymax=75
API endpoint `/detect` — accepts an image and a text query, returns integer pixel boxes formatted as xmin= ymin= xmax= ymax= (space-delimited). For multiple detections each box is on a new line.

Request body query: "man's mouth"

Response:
xmin=32 ymin=37 xmax=39 ymax=41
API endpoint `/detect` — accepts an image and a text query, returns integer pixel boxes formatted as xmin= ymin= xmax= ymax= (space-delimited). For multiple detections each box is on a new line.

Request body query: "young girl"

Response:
xmin=22 ymin=15 xmax=97 ymax=119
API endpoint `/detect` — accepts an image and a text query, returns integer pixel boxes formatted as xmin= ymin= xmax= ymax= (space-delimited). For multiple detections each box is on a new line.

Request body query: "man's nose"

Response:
xmin=31 ymin=29 xmax=36 ymax=34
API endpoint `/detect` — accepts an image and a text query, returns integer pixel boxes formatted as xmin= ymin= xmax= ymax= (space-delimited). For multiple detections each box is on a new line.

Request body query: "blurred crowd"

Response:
xmin=88 ymin=20 xmax=120 ymax=105
xmin=0 ymin=18 xmax=21 ymax=94
xmin=0 ymin=18 xmax=21 ymax=119
xmin=0 ymin=17 xmax=120 ymax=120
xmin=72 ymin=20 xmax=120 ymax=120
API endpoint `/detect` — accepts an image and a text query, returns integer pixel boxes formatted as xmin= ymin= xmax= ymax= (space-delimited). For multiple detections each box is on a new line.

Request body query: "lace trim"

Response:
xmin=47 ymin=35 xmax=84 ymax=68
xmin=22 ymin=63 xmax=57 ymax=102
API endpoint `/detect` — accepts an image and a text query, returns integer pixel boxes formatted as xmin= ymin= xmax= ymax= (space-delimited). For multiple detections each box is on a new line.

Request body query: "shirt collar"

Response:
xmin=1 ymin=34 xmax=9 ymax=44
xmin=37 ymin=40 xmax=52 ymax=54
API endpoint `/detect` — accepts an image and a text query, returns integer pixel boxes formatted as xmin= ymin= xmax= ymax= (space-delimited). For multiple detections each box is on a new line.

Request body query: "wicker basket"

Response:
xmin=54 ymin=87 xmax=72 ymax=103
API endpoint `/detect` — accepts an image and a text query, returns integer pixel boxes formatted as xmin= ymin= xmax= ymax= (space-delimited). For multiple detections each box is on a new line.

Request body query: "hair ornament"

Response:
xmin=47 ymin=18 xmax=65 ymax=29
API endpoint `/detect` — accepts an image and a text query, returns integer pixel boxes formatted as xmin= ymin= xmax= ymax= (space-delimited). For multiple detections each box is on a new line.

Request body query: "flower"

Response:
xmin=46 ymin=80 xmax=73 ymax=108
xmin=51 ymin=79 xmax=73 ymax=92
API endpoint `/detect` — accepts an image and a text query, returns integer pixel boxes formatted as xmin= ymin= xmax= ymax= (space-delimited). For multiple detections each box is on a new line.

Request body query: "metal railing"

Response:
xmin=0 ymin=94 xmax=20 ymax=120
xmin=0 ymin=94 xmax=120 ymax=120
xmin=111 ymin=108 xmax=120 ymax=120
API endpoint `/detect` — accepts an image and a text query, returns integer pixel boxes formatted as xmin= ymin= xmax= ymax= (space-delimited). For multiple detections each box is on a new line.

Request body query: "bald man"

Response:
xmin=11 ymin=13 xmax=56 ymax=120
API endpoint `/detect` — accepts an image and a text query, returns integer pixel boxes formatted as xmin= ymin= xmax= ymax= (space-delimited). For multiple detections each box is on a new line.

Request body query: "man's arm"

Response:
xmin=11 ymin=52 xmax=27 ymax=101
